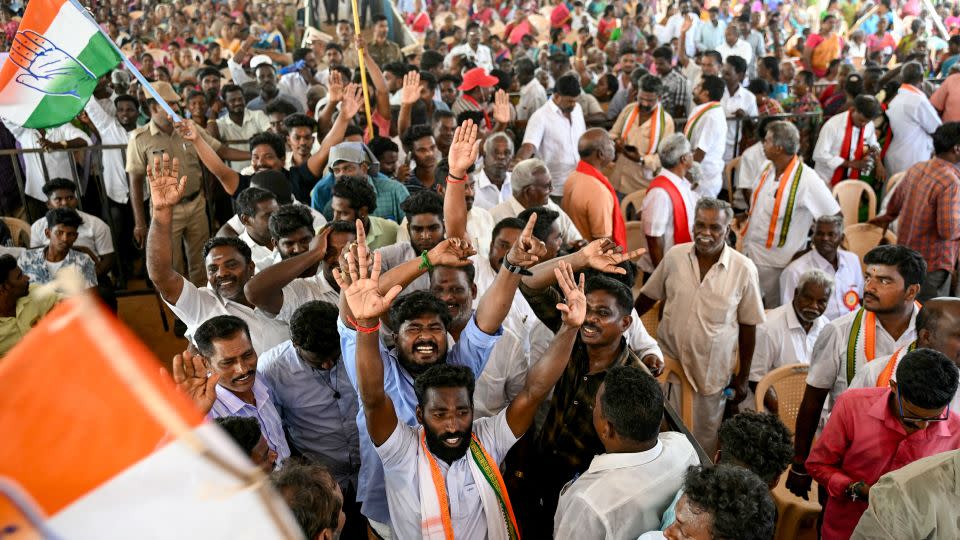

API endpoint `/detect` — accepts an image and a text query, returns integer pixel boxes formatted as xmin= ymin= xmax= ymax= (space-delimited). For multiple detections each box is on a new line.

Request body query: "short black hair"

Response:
xmin=701 ymin=75 xmax=725 ymax=101
xmin=651 ymin=46 xmax=673 ymax=61
xmin=421 ymin=50 xmax=444 ymax=71
xmin=268 ymin=204 xmax=314 ymax=240
xmin=326 ymin=219 xmax=359 ymax=236
xmin=492 ymin=217 xmax=525 ymax=243
xmin=517 ymin=207 xmax=560 ymax=242
xmin=600 ymin=366 xmax=663 ymax=442
xmin=265 ymin=98 xmax=299 ymax=117
xmin=456 ymin=110 xmax=485 ymax=127
xmin=214 ymin=416 xmax=262 ymax=455
xmin=221 ymin=83 xmax=244 ymax=100
xmin=369 ymin=136 xmax=399 ymax=158
xmin=682 ymin=464 xmax=776 ymax=540
xmin=863 ymin=245 xmax=927 ymax=288
xmin=933 ymin=122 xmax=960 ymax=154
xmin=249 ymin=131 xmax=286 ymax=161
xmin=759 ymin=56 xmax=780 ymax=80
xmin=438 ymin=73 xmax=462 ymax=86
xmin=414 ymin=364 xmax=475 ymax=408
xmin=400 ymin=190 xmax=444 ymax=221
xmin=749 ymin=78 xmax=770 ymax=95
xmin=382 ymin=62 xmax=409 ymax=78
xmin=401 ymin=124 xmax=435 ymax=150
xmin=638 ymin=74 xmax=664 ymax=94
xmin=344 ymin=124 xmax=365 ymax=138
xmin=897 ymin=348 xmax=960 ymax=409
xmin=844 ymin=73 xmax=864 ymax=98
xmin=197 ymin=66 xmax=221 ymax=81
xmin=236 ymin=186 xmax=277 ymax=218
xmin=372 ymin=14 xmax=388 ymax=24
xmin=332 ymin=176 xmax=378 ymax=213
xmin=554 ymin=74 xmax=582 ymax=97
xmin=796 ymin=70 xmax=815 ymax=87
xmin=388 ymin=289 xmax=453 ymax=331
xmin=292 ymin=47 xmax=312 ymax=63
xmin=203 ymin=236 xmax=252 ymax=262
xmin=283 ymin=113 xmax=317 ymax=131
xmin=853 ymin=94 xmax=883 ymax=120
xmin=702 ymin=50 xmax=723 ymax=65
xmin=584 ymin=274 xmax=633 ymax=317
xmin=0 ymin=254 xmax=17 ymax=287
xmin=429 ymin=262 xmax=476 ymax=287
xmin=490 ymin=69 xmax=512 ymax=91
xmin=45 ymin=207 xmax=83 ymax=230
xmin=433 ymin=109 xmax=456 ymax=125
xmin=598 ymin=73 xmax=619 ymax=95
xmin=718 ymin=412 xmax=793 ymax=485
xmin=194 ymin=315 xmax=251 ymax=357
xmin=41 ymin=177 xmax=77 ymax=197
xmin=114 ymin=93 xmax=140 ymax=109
xmin=419 ymin=70 xmax=438 ymax=91
xmin=324 ymin=42 xmax=343 ymax=53
xmin=289 ymin=300 xmax=340 ymax=354
xmin=726 ymin=55 xmax=748 ymax=76
xmin=271 ymin=463 xmax=343 ymax=538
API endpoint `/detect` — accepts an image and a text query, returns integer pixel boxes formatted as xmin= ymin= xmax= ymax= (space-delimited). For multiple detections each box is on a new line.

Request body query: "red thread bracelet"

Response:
xmin=348 ymin=316 xmax=381 ymax=334
xmin=446 ymin=174 xmax=466 ymax=185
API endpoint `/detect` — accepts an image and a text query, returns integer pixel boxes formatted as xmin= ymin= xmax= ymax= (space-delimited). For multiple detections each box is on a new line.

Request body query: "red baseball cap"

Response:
xmin=459 ymin=67 xmax=499 ymax=91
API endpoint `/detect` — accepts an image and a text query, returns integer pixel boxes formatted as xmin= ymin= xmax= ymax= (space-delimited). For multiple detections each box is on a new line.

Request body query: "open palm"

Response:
xmin=448 ymin=119 xmax=480 ymax=177
xmin=581 ymin=238 xmax=646 ymax=274
xmin=333 ymin=219 xmax=402 ymax=321
xmin=147 ymin=153 xmax=187 ymax=210
xmin=171 ymin=348 xmax=220 ymax=415
xmin=555 ymin=261 xmax=586 ymax=327
xmin=10 ymin=30 xmax=97 ymax=99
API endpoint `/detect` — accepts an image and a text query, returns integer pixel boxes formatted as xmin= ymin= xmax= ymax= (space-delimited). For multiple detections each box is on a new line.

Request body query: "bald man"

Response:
xmin=849 ymin=297 xmax=960 ymax=413
xmin=562 ymin=128 xmax=627 ymax=245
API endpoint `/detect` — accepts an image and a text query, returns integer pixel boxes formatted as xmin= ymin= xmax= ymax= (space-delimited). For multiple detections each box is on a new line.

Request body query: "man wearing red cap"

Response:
xmin=452 ymin=67 xmax=500 ymax=128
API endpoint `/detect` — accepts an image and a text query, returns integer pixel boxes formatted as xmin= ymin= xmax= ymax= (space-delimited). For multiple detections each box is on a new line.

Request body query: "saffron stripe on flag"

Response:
xmin=0 ymin=0 xmax=68 ymax=91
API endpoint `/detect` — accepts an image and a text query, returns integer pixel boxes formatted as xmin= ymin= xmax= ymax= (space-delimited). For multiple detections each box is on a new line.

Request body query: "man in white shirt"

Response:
xmin=734 ymin=117 xmax=774 ymax=210
xmin=684 ymin=76 xmax=728 ymax=197
xmin=515 ymin=58 xmax=548 ymax=123
xmin=489 ymin=159 xmax=584 ymax=248
xmin=781 ymin=215 xmax=864 ymax=321
xmin=637 ymin=197 xmax=766 ymax=454
xmin=210 ymin=84 xmax=272 ymax=171
xmin=515 ymin=75 xmax=587 ymax=198
xmin=554 ymin=366 xmax=698 ymax=540
xmin=714 ymin=24 xmax=754 ymax=65
xmin=741 ymin=121 xmax=841 ymax=307
xmin=884 ymin=62 xmax=942 ymax=176
xmin=233 ymin=187 xmax=280 ymax=273
xmin=1 ymin=117 xmax=91 ymax=203
xmin=472 ymin=133 xmax=513 ymax=210
xmin=83 ymin=96 xmax=131 ymax=206
xmin=750 ymin=269 xmax=832 ymax=412
xmin=277 ymin=48 xmax=320 ymax=111
xmin=720 ymin=55 xmax=758 ymax=161
xmin=640 ymin=134 xmax=698 ymax=274
xmin=444 ymin=24 xmax=494 ymax=72
xmin=787 ymin=245 xmax=925 ymax=498
xmin=813 ymin=95 xmax=884 ymax=185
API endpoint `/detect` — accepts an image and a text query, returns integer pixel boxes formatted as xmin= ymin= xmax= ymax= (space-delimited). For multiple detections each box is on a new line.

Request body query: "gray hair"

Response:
xmin=767 ymin=121 xmax=800 ymax=156
xmin=511 ymin=158 xmax=550 ymax=195
xmin=695 ymin=197 xmax=734 ymax=222
xmin=686 ymin=161 xmax=703 ymax=186
xmin=659 ymin=133 xmax=692 ymax=168
xmin=798 ymin=268 xmax=835 ymax=297
xmin=814 ymin=213 xmax=845 ymax=234
xmin=483 ymin=132 xmax=515 ymax=157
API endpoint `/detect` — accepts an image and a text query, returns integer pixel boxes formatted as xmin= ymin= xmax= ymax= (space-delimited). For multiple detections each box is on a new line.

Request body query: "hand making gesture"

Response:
xmin=173 ymin=118 xmax=199 ymax=142
xmin=579 ymin=238 xmax=646 ymax=274
xmin=506 ymin=212 xmax=547 ymax=269
xmin=555 ymin=261 xmax=586 ymax=328
xmin=147 ymin=153 xmax=187 ymax=210
xmin=341 ymin=82 xmax=363 ymax=118
xmin=428 ymin=237 xmax=477 ymax=267
xmin=170 ymin=348 xmax=220 ymax=415
xmin=492 ymin=88 xmax=511 ymax=125
xmin=400 ymin=70 xmax=421 ymax=106
xmin=333 ymin=219 xmax=404 ymax=326
xmin=448 ymin=118 xmax=481 ymax=179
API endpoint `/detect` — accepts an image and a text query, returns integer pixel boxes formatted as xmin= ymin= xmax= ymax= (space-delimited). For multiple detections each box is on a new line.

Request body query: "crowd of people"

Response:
xmin=5 ymin=0 xmax=960 ymax=538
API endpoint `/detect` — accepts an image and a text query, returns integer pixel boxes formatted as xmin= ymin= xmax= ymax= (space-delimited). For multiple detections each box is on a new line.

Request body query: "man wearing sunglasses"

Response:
xmin=806 ymin=348 xmax=960 ymax=539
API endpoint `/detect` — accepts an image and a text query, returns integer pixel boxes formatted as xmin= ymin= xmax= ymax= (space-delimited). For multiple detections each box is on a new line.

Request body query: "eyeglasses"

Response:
xmin=897 ymin=389 xmax=950 ymax=424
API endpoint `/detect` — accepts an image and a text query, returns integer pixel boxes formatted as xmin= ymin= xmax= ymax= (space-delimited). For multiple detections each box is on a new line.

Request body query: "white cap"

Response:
xmin=250 ymin=54 xmax=273 ymax=69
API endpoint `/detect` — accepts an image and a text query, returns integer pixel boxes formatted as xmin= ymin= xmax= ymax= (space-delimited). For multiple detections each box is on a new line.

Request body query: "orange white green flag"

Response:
xmin=0 ymin=0 xmax=123 ymax=128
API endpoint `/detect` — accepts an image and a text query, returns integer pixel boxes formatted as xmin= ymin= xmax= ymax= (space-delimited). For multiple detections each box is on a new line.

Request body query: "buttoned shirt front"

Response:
xmin=209 ymin=376 xmax=290 ymax=464
xmin=641 ymin=243 xmax=766 ymax=394
xmin=813 ymin=111 xmax=878 ymax=183
xmin=278 ymin=72 xmax=313 ymax=111
xmin=472 ymin=327 xmax=528 ymax=419
xmin=780 ymin=249 xmax=864 ymax=321
xmin=660 ymin=69 xmax=693 ymax=117
xmin=258 ymin=340 xmax=360 ymax=484
xmin=488 ymin=196 xmax=584 ymax=247
xmin=18 ymin=248 xmax=97 ymax=289
xmin=720 ymin=85 xmax=758 ymax=161
xmin=126 ymin=118 xmax=222 ymax=197
xmin=216 ymin=109 xmax=272 ymax=171
xmin=84 ymin=97 xmax=131 ymax=203
xmin=639 ymin=169 xmax=698 ymax=273
xmin=2 ymin=120 xmax=92 ymax=200
xmin=696 ymin=20 xmax=726 ymax=51
xmin=884 ymin=87 xmax=942 ymax=175
xmin=473 ymin=168 xmax=512 ymax=211
xmin=610 ymin=102 xmax=677 ymax=193
xmin=750 ymin=303 xmax=827 ymax=382
xmin=517 ymin=78 xmax=548 ymax=121
xmin=522 ymin=99 xmax=586 ymax=195
xmin=444 ymin=43 xmax=494 ymax=71
xmin=715 ymin=38 xmax=754 ymax=65
xmin=274 ymin=271 xmax=339 ymax=323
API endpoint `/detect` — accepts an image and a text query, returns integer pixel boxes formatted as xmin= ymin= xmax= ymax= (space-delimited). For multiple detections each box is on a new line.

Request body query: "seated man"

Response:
xmin=233 ymin=187 xmax=280 ymax=273
xmin=377 ymin=190 xmax=448 ymax=295
xmin=311 ymin=141 xmax=411 ymax=223
xmin=0 ymin=254 xmax=59 ymax=356
xmin=807 ymin=349 xmax=960 ymax=539
xmin=271 ymin=463 xmax=346 ymax=540
xmin=213 ymin=415 xmax=278 ymax=473
xmin=18 ymin=208 xmax=97 ymax=290
xmin=173 ymin=315 xmax=290 ymax=465
xmin=554 ymin=366 xmax=698 ymax=539
xmin=331 ymin=176 xmax=399 ymax=250
xmin=220 ymin=169 xmax=326 ymax=238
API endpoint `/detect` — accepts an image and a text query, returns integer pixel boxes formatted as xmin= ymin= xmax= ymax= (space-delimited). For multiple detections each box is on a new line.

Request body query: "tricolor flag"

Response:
xmin=0 ymin=293 xmax=303 ymax=538
xmin=0 ymin=0 xmax=123 ymax=128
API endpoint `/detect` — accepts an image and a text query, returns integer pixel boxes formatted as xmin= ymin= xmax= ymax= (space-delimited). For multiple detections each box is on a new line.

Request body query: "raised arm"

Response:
xmin=244 ymin=227 xmax=332 ymax=314
xmin=505 ymin=262 xmax=583 ymax=437
xmin=491 ymin=89 xmax=512 ymax=133
xmin=358 ymin=35 xmax=392 ymax=123
xmin=174 ymin=118 xmax=240 ymax=194
xmin=145 ymin=153 xmax=188 ymax=304
xmin=317 ymin=70 xmax=344 ymax=134
xmin=520 ymin=238 xmax=645 ymax=291
xmin=444 ymin=119 xmax=482 ymax=242
xmin=397 ymin=70 xmax=421 ymax=138
xmin=308 ymin=83 xmax=363 ymax=177
xmin=333 ymin=235 xmax=404 ymax=446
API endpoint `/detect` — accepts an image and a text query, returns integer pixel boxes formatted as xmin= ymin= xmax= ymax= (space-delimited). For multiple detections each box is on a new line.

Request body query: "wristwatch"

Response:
xmin=502 ymin=256 xmax=533 ymax=276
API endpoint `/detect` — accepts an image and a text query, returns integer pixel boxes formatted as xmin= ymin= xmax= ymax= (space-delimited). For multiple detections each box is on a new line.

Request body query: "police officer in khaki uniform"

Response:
xmin=126 ymin=81 xmax=248 ymax=286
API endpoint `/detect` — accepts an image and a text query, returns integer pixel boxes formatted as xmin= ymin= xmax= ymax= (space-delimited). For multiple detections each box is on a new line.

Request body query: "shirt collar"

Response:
xmin=659 ymin=168 xmax=690 ymax=189
xmin=214 ymin=377 xmax=269 ymax=414
xmin=587 ymin=440 xmax=665 ymax=473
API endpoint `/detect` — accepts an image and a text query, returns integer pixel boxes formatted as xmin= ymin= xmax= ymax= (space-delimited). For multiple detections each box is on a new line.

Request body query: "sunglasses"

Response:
xmin=897 ymin=389 xmax=950 ymax=424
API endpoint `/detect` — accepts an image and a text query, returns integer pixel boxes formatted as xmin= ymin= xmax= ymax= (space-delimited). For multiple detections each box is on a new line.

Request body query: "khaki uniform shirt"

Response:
xmin=125 ymin=119 xmax=223 ymax=197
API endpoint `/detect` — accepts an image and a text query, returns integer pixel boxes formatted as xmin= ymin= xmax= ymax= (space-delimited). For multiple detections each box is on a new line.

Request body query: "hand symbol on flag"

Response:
xmin=9 ymin=30 xmax=96 ymax=99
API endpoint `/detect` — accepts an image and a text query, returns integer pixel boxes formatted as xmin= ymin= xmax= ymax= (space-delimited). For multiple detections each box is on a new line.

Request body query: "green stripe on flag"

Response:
xmin=22 ymin=32 xmax=123 ymax=128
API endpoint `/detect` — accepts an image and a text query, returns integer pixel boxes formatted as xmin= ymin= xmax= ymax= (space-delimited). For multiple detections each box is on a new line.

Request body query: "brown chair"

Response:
xmin=842 ymin=223 xmax=897 ymax=267
xmin=2 ymin=217 xmax=31 ymax=248
xmin=657 ymin=354 xmax=695 ymax=432
xmin=621 ymin=188 xmax=647 ymax=221
xmin=832 ymin=179 xmax=877 ymax=227
xmin=638 ymin=300 xmax=660 ymax=338
xmin=753 ymin=363 xmax=809 ymax=433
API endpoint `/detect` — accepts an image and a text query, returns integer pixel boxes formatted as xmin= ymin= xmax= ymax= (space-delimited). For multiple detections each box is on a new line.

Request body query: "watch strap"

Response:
xmin=502 ymin=256 xmax=533 ymax=276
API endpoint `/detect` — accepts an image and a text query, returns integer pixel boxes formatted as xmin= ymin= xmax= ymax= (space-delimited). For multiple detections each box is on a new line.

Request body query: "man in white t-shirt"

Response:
xmin=233 ymin=187 xmax=280 ymax=274
xmin=683 ymin=76 xmax=727 ymax=197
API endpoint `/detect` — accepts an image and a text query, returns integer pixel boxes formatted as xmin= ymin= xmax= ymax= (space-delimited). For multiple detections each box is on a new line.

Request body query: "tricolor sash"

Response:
xmin=743 ymin=157 xmax=803 ymax=249
xmin=683 ymin=102 xmax=721 ymax=140
xmin=900 ymin=83 xmax=924 ymax=95
xmin=648 ymin=175 xmax=692 ymax=244
xmin=830 ymin=112 xmax=865 ymax=186
xmin=621 ymin=102 xmax=667 ymax=154
xmin=876 ymin=341 xmax=918 ymax=388
xmin=845 ymin=302 xmax=922 ymax=384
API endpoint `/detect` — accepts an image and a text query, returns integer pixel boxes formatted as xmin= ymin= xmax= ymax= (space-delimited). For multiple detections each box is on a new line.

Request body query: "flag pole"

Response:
xmin=67 ymin=0 xmax=182 ymax=122
xmin=349 ymin=0 xmax=375 ymax=141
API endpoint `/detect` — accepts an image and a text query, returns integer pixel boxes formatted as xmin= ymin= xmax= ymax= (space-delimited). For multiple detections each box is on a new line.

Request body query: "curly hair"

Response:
xmin=400 ymin=190 xmax=444 ymax=221
xmin=897 ymin=348 xmax=960 ymax=409
xmin=413 ymin=364 xmax=475 ymax=408
xmin=45 ymin=207 xmax=83 ymax=230
xmin=271 ymin=462 xmax=343 ymax=538
xmin=248 ymin=131 xmax=286 ymax=161
xmin=516 ymin=207 xmax=559 ymax=242
xmin=332 ymin=176 xmax=378 ymax=213
xmin=718 ymin=412 xmax=793 ymax=485
xmin=388 ymin=290 xmax=452 ymax=332
xmin=682 ymin=464 xmax=776 ymax=540
xmin=289 ymin=301 xmax=340 ymax=354
xmin=268 ymin=204 xmax=314 ymax=240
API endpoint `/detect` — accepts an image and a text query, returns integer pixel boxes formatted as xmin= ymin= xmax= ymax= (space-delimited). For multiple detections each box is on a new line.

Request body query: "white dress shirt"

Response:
xmin=884 ymin=86 xmax=942 ymax=176
xmin=227 ymin=203 xmax=327 ymax=232
xmin=736 ymin=141 xmax=769 ymax=190
xmin=278 ymin=72 xmax=313 ymax=111
xmin=444 ymin=43 xmax=494 ymax=71
xmin=274 ymin=272 xmax=340 ymax=322
xmin=2 ymin=119 xmax=92 ymax=200
xmin=30 ymin=209 xmax=114 ymax=256
xmin=813 ymin=111 xmax=878 ymax=183
xmin=721 ymin=85 xmax=758 ymax=161
xmin=522 ymin=100 xmax=587 ymax=195
xmin=750 ymin=303 xmax=827 ymax=382
xmin=639 ymin=169 xmax=698 ymax=273
xmin=742 ymin=161 xmax=840 ymax=268
xmin=685 ymin=102 xmax=727 ymax=197
xmin=471 ymin=327 xmax=528 ymax=419
xmin=554 ymin=433 xmax=699 ymax=540
xmin=517 ymin=78 xmax=548 ymax=121
xmin=488 ymin=196 xmax=584 ymax=247
xmin=216 ymin=110 xmax=272 ymax=171
xmin=238 ymin=230 xmax=279 ymax=274
xmin=473 ymin=169 xmax=512 ymax=211
xmin=780 ymin=249 xmax=864 ymax=321
xmin=83 ymin=98 xmax=131 ymax=204
xmin=714 ymin=39 xmax=754 ymax=65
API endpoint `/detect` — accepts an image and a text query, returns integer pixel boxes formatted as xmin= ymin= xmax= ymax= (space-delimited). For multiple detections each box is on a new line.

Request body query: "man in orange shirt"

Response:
xmin=561 ymin=129 xmax=626 ymax=247
xmin=930 ymin=71 xmax=960 ymax=123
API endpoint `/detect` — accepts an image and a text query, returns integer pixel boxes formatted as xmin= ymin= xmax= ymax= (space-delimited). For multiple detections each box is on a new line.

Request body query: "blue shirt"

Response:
xmin=697 ymin=20 xmax=726 ymax=52
xmin=338 ymin=314 xmax=502 ymax=524
xmin=310 ymin=172 xmax=410 ymax=223
xmin=209 ymin=376 xmax=291 ymax=464
xmin=860 ymin=12 xmax=895 ymax=36
xmin=258 ymin=340 xmax=361 ymax=486
xmin=17 ymin=247 xmax=97 ymax=288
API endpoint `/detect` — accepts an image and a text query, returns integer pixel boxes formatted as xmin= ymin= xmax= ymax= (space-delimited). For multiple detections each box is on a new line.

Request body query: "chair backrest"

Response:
xmin=842 ymin=223 xmax=897 ymax=266
xmin=832 ymin=179 xmax=877 ymax=227
xmin=657 ymin=354 xmax=695 ymax=432
xmin=754 ymin=363 xmax=809 ymax=433
xmin=882 ymin=172 xmax=905 ymax=201
xmin=724 ymin=156 xmax=741 ymax=203
xmin=2 ymin=217 xmax=31 ymax=248
xmin=639 ymin=301 xmax=660 ymax=337
xmin=625 ymin=221 xmax=646 ymax=254
xmin=621 ymin=188 xmax=647 ymax=222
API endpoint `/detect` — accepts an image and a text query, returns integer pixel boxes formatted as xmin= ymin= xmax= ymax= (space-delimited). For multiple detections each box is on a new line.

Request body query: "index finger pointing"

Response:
xmin=521 ymin=211 xmax=538 ymax=239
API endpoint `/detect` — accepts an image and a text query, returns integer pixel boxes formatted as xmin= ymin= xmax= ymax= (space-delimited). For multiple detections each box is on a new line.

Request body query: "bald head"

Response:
xmin=578 ymin=128 xmax=615 ymax=167
xmin=916 ymin=297 xmax=960 ymax=364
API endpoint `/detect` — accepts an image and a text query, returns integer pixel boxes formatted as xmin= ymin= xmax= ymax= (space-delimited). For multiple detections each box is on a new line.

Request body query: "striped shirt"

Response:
xmin=209 ymin=377 xmax=290 ymax=465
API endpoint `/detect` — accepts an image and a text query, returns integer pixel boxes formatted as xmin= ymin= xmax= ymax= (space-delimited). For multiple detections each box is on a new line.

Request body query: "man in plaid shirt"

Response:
xmin=872 ymin=123 xmax=960 ymax=301
xmin=652 ymin=46 xmax=693 ymax=119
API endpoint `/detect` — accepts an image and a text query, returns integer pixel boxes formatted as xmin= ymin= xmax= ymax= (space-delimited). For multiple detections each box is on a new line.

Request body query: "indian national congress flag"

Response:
xmin=0 ymin=0 xmax=122 ymax=128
